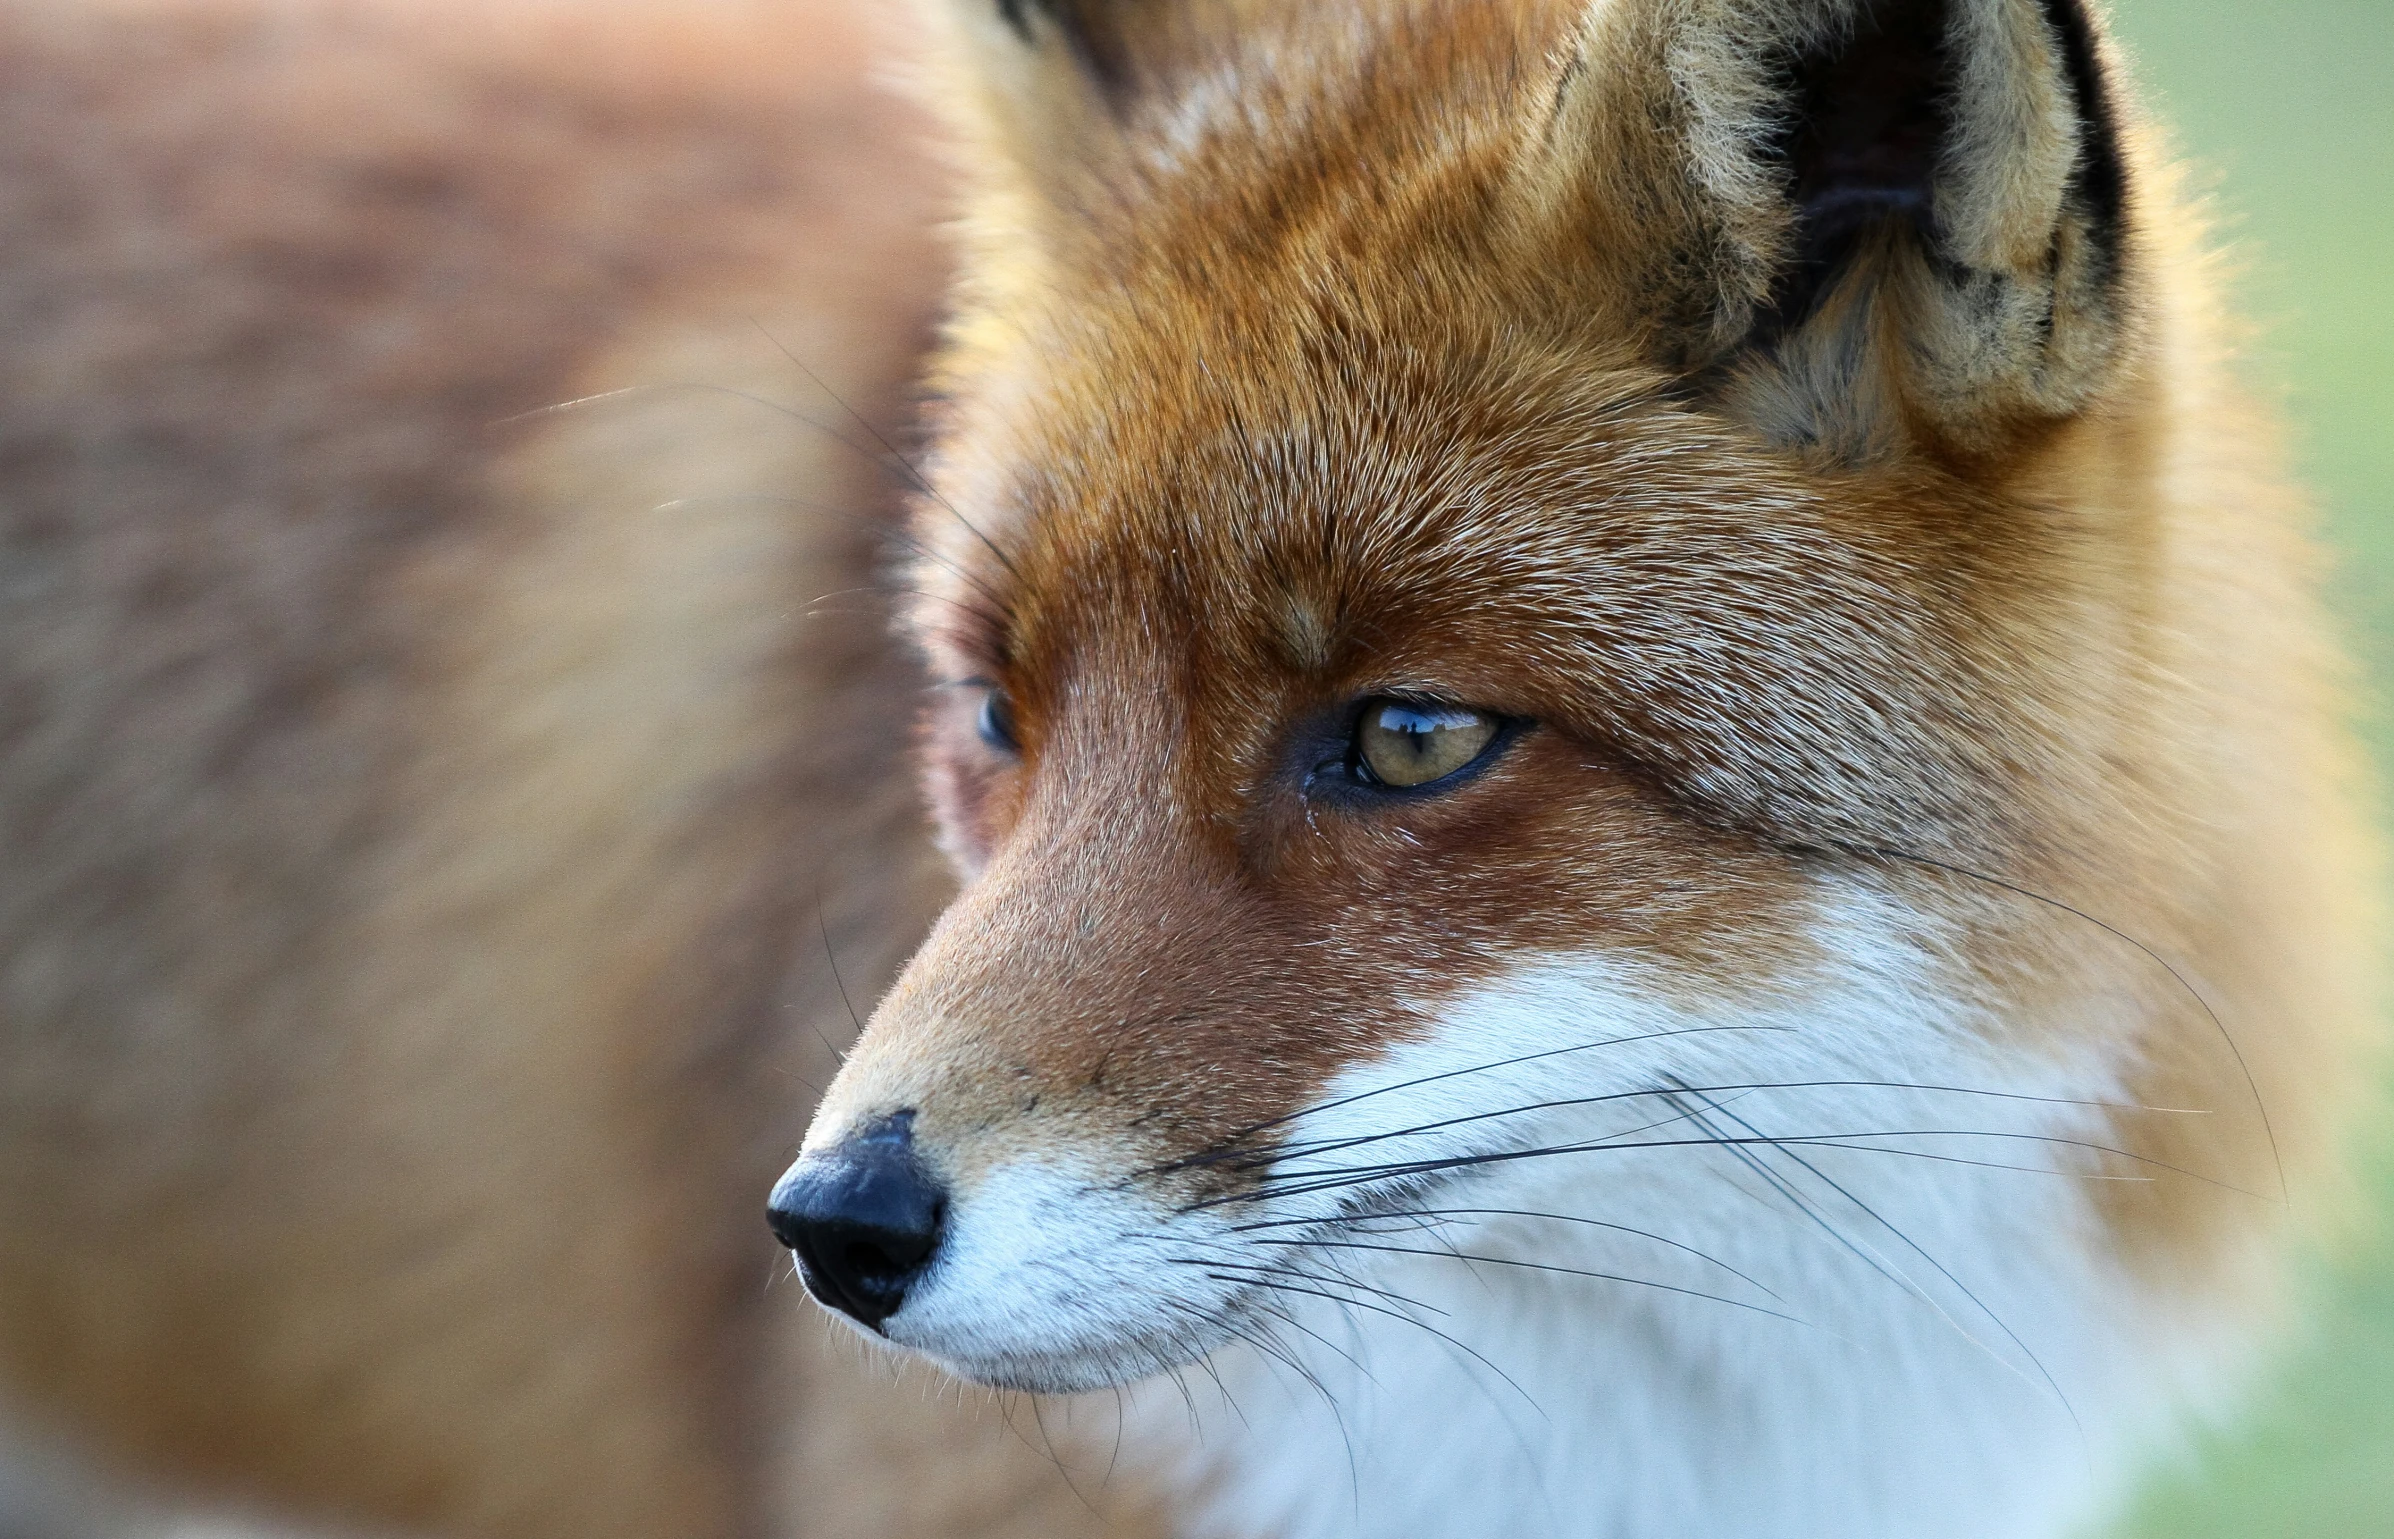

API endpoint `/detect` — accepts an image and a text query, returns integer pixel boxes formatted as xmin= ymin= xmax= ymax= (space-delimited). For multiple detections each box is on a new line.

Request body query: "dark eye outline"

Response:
xmin=1307 ymin=695 xmax=1520 ymax=801
xmin=975 ymin=685 xmax=1020 ymax=754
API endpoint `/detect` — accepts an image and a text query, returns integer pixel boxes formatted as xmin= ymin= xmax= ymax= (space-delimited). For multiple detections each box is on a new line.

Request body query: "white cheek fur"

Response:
xmin=849 ymin=885 xmax=2253 ymax=1539
xmin=1105 ymin=888 xmax=2235 ymax=1539
xmin=865 ymin=1157 xmax=1250 ymax=1394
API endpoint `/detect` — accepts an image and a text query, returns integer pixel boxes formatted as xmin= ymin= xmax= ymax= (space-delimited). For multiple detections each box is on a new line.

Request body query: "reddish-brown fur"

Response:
xmin=0 ymin=0 xmax=2378 ymax=1535
xmin=827 ymin=0 xmax=2378 ymax=1301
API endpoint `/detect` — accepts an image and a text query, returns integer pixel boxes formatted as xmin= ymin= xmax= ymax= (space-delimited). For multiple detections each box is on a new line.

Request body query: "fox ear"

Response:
xmin=932 ymin=0 xmax=1191 ymax=172
xmin=990 ymin=0 xmax=1146 ymax=91
xmin=1528 ymin=0 xmax=2135 ymax=458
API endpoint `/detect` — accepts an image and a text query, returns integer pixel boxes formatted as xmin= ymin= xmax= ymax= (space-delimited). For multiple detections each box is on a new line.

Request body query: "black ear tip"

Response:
xmin=989 ymin=0 xmax=1137 ymax=89
xmin=2035 ymin=0 xmax=2127 ymax=233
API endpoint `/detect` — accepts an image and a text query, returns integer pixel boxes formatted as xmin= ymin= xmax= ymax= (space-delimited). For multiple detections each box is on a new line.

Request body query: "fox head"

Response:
xmin=769 ymin=0 xmax=2315 ymax=1412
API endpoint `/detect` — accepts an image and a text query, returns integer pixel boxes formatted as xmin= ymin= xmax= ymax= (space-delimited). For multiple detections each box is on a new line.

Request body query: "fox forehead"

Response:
xmin=921 ymin=295 xmax=2076 ymax=862
xmin=910 ymin=5 xmax=2118 ymax=859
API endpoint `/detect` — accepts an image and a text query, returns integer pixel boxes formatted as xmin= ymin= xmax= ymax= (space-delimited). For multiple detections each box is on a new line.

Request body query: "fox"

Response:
xmin=0 ymin=0 xmax=2378 ymax=1537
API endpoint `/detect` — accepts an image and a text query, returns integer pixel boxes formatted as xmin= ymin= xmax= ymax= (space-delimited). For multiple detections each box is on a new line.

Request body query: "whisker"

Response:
xmin=1654 ymin=1088 xmax=2083 ymax=1444
xmin=491 ymin=376 xmax=1023 ymax=615
xmin=882 ymin=525 xmax=1020 ymax=619
xmin=1105 ymin=1383 xmax=1129 ymax=1486
xmin=1675 ymin=1081 xmax=2089 ymax=1449
xmin=1785 ymin=1140 xmax=2152 ymax=1181
xmin=1132 ymin=1329 xmax=1205 ymax=1451
xmin=814 ymin=888 xmax=861 ymax=1058
xmin=1195 ymin=1253 xmax=1562 ymax=1479
xmin=1232 ymin=1207 xmax=1785 ymax=1300
xmin=1254 ymin=1237 xmax=1808 ymax=1326
xmin=1026 ymin=1395 xmax=1104 ymax=1521
xmin=747 ymin=317 xmax=1025 ymax=582
xmin=1161 ymin=1253 xmax=1452 ymax=1317
xmin=638 ymin=487 xmax=1016 ymax=622
xmin=491 ymin=382 xmax=672 ymax=425
xmin=1162 ymin=1302 xmax=1255 ymax=1433
xmin=1198 ymin=1271 xmax=1544 ymax=1419
xmin=1833 ymin=842 xmax=2287 ymax=1206
xmin=494 ymin=379 xmax=847 ymax=447
xmin=1246 ymin=1293 xmax=1379 ymax=1389
xmin=1200 ymin=1289 xmax=1358 ymax=1403
xmin=1215 ymin=1077 xmax=2204 ymax=1174
xmin=1183 ymin=1295 xmax=1361 ymax=1496
xmin=800 ymin=586 xmax=1009 ymax=635
xmin=1659 ymin=1089 xmax=1957 ymax=1314
xmin=1144 ymin=1024 xmax=1793 ymax=1178
xmin=1214 ymin=1119 xmax=2267 ymax=1212
xmin=1155 ymin=1074 xmax=1765 ymax=1208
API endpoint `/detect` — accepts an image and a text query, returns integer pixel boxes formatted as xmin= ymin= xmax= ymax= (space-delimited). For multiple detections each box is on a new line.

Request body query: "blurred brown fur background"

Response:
xmin=0 ymin=3 xmax=1163 ymax=1534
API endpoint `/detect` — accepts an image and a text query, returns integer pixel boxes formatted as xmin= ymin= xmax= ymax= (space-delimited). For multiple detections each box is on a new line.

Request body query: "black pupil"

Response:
xmin=978 ymin=690 xmax=1016 ymax=750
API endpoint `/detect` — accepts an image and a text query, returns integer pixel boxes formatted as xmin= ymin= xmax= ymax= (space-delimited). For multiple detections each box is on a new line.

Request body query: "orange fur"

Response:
xmin=812 ymin=0 xmax=2382 ymax=1529
xmin=838 ymin=0 xmax=2377 ymax=1281
xmin=0 ymin=0 xmax=2377 ymax=1536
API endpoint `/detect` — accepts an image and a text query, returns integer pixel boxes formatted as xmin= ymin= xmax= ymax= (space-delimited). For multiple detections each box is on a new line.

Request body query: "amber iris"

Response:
xmin=1354 ymin=701 xmax=1498 ymax=788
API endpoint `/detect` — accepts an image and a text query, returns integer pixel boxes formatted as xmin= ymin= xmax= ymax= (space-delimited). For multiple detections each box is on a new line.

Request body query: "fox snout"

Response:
xmin=768 ymin=1113 xmax=947 ymax=1332
xmin=762 ymin=721 xmax=1426 ymax=1389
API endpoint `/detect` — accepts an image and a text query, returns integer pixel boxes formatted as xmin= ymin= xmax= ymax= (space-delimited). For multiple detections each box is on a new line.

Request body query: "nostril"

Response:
xmin=843 ymin=1224 xmax=930 ymax=1281
xmin=841 ymin=1203 xmax=940 ymax=1274
xmin=766 ymin=1113 xmax=946 ymax=1333
xmin=765 ymin=1197 xmax=808 ymax=1253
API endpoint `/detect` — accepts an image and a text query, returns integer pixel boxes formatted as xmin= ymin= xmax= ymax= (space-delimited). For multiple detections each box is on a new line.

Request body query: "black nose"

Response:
xmin=766 ymin=1113 xmax=945 ymax=1332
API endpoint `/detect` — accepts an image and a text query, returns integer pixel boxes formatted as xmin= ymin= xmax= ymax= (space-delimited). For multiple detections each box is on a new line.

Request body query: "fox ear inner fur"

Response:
xmin=1531 ymin=0 xmax=2133 ymax=459
xmin=974 ymin=0 xmax=2134 ymax=458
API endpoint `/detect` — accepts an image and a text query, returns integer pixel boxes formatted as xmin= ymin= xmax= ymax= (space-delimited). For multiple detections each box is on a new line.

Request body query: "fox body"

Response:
xmin=0 ymin=1 xmax=2377 ymax=1538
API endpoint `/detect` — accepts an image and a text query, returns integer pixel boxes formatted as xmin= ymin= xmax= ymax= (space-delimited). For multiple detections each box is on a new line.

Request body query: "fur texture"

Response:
xmin=0 ymin=2 xmax=1152 ymax=1535
xmin=805 ymin=0 xmax=2383 ymax=1536
xmin=0 ymin=1 xmax=2377 ymax=1537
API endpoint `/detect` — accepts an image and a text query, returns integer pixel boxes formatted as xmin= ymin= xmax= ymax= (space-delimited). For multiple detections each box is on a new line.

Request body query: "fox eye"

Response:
xmin=977 ymin=687 xmax=1020 ymax=754
xmin=1351 ymin=700 xmax=1499 ymax=789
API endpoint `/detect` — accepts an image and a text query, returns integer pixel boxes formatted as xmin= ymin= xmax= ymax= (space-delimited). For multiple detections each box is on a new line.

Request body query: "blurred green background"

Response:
xmin=2103 ymin=2 xmax=2394 ymax=1535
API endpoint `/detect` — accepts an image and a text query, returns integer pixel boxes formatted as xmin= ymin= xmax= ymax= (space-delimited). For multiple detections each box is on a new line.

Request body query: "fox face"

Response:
xmin=773 ymin=7 xmax=2351 ymax=1519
